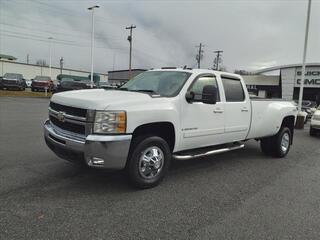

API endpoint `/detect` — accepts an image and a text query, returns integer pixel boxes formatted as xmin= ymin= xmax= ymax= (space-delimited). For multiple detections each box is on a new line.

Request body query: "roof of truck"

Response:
xmin=150 ymin=68 xmax=242 ymax=78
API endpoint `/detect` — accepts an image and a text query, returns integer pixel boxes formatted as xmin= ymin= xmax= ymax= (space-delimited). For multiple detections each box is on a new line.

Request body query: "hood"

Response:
xmin=33 ymin=80 xmax=49 ymax=83
xmin=60 ymin=80 xmax=89 ymax=89
xmin=51 ymin=89 xmax=154 ymax=110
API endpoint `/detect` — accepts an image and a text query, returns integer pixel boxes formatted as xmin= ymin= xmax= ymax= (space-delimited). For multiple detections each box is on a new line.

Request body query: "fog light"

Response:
xmin=91 ymin=157 xmax=104 ymax=166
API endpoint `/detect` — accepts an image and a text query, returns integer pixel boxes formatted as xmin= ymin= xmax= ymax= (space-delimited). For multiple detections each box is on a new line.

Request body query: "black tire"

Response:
xmin=310 ymin=127 xmax=316 ymax=136
xmin=260 ymin=127 xmax=291 ymax=158
xmin=127 ymin=135 xmax=172 ymax=189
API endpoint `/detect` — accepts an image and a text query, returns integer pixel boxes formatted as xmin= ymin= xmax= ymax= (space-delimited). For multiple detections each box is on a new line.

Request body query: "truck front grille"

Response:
xmin=49 ymin=101 xmax=88 ymax=136
xmin=49 ymin=115 xmax=85 ymax=135
xmin=2 ymin=80 xmax=18 ymax=85
xmin=49 ymin=102 xmax=87 ymax=118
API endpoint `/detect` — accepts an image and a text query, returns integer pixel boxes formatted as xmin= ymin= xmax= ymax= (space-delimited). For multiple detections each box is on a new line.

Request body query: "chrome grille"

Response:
xmin=2 ymin=79 xmax=18 ymax=85
xmin=49 ymin=102 xmax=87 ymax=118
xmin=49 ymin=102 xmax=88 ymax=135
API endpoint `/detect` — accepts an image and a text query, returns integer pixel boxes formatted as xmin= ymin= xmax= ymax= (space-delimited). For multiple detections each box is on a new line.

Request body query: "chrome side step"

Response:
xmin=172 ymin=143 xmax=245 ymax=160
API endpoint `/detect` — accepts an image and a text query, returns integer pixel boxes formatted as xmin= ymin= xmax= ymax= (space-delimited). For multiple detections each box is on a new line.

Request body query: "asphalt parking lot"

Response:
xmin=1 ymin=97 xmax=320 ymax=240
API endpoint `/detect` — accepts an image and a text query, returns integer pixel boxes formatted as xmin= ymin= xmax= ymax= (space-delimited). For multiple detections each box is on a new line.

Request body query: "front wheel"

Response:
xmin=127 ymin=136 xmax=172 ymax=189
xmin=260 ymin=127 xmax=292 ymax=158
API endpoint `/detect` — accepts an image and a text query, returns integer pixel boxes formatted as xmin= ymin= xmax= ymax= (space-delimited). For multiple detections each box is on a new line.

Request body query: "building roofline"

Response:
xmin=0 ymin=54 xmax=17 ymax=60
xmin=252 ymin=63 xmax=320 ymax=74
xmin=0 ymin=60 xmax=108 ymax=75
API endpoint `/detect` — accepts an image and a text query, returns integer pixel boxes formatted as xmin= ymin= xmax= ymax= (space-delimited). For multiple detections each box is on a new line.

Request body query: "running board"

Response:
xmin=172 ymin=143 xmax=245 ymax=160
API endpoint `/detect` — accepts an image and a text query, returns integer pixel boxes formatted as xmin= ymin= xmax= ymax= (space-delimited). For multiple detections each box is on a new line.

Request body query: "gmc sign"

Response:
xmin=294 ymin=69 xmax=320 ymax=88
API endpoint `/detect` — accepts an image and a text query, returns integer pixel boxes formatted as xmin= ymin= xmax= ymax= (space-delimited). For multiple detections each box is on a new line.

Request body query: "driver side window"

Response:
xmin=190 ymin=76 xmax=220 ymax=101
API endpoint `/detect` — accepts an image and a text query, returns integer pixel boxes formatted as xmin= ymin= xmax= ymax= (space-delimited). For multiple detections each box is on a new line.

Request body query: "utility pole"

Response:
xmin=126 ymin=24 xmax=136 ymax=79
xmin=26 ymin=54 xmax=29 ymax=64
xmin=88 ymin=5 xmax=100 ymax=88
xmin=59 ymin=57 xmax=64 ymax=74
xmin=298 ymin=0 xmax=312 ymax=112
xmin=213 ymin=50 xmax=223 ymax=71
xmin=195 ymin=43 xmax=204 ymax=68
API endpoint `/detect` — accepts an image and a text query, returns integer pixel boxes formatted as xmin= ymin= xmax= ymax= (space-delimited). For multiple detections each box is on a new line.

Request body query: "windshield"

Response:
xmin=120 ymin=71 xmax=191 ymax=97
xmin=35 ymin=76 xmax=51 ymax=81
xmin=4 ymin=73 xmax=21 ymax=79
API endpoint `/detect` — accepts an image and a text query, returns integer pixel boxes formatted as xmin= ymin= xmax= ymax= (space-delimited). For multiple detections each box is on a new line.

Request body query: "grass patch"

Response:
xmin=0 ymin=90 xmax=52 ymax=98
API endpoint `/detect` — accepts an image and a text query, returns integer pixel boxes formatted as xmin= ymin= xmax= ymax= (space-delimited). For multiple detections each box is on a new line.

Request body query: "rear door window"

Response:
xmin=221 ymin=77 xmax=245 ymax=102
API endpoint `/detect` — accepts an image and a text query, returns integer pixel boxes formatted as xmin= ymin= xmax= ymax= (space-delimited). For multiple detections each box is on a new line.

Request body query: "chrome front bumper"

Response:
xmin=44 ymin=120 xmax=132 ymax=169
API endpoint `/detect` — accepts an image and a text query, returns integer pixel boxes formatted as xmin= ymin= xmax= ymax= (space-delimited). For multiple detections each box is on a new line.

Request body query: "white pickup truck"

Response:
xmin=44 ymin=68 xmax=297 ymax=188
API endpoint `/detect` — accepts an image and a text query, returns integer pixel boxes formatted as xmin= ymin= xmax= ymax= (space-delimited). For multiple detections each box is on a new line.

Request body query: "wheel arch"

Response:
xmin=280 ymin=115 xmax=295 ymax=144
xmin=131 ymin=122 xmax=176 ymax=152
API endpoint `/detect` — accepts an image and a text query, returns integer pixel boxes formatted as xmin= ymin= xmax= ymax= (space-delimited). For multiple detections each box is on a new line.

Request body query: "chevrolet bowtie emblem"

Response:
xmin=57 ymin=111 xmax=66 ymax=122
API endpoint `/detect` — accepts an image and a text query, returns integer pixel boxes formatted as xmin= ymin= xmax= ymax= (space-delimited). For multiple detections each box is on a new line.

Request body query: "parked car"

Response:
xmin=310 ymin=106 xmax=320 ymax=136
xmin=294 ymin=100 xmax=317 ymax=122
xmin=31 ymin=76 xmax=54 ymax=92
xmin=44 ymin=68 xmax=297 ymax=188
xmin=25 ymin=79 xmax=32 ymax=88
xmin=54 ymin=77 xmax=96 ymax=93
xmin=99 ymin=82 xmax=118 ymax=89
xmin=1 ymin=73 xmax=25 ymax=90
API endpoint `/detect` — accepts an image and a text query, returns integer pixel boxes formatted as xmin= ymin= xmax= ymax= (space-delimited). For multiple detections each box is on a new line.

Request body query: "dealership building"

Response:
xmin=242 ymin=63 xmax=320 ymax=102
xmin=0 ymin=56 xmax=108 ymax=81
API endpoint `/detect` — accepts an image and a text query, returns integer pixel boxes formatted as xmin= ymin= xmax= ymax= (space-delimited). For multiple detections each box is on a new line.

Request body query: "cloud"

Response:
xmin=0 ymin=0 xmax=319 ymax=75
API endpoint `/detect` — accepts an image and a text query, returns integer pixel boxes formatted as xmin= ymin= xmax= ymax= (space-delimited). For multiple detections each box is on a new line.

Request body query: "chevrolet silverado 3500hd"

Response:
xmin=44 ymin=69 xmax=297 ymax=188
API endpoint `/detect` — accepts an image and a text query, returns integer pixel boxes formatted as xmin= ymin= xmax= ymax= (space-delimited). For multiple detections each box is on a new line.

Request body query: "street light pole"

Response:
xmin=88 ymin=5 xmax=100 ymax=88
xmin=48 ymin=37 xmax=53 ymax=79
xmin=298 ymin=0 xmax=312 ymax=112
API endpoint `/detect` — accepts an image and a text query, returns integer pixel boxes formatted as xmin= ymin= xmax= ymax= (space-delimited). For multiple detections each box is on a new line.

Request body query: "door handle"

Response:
xmin=241 ymin=108 xmax=249 ymax=112
xmin=213 ymin=109 xmax=224 ymax=113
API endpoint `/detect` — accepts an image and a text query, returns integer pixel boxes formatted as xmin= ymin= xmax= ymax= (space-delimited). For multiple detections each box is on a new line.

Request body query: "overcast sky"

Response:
xmin=0 ymin=0 xmax=319 ymax=74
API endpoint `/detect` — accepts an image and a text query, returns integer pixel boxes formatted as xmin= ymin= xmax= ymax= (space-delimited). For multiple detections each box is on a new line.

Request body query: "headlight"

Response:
xmin=93 ymin=111 xmax=126 ymax=134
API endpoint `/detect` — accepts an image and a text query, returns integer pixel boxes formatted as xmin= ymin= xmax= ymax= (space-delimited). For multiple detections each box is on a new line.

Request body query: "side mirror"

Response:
xmin=185 ymin=91 xmax=195 ymax=103
xmin=202 ymin=85 xmax=217 ymax=104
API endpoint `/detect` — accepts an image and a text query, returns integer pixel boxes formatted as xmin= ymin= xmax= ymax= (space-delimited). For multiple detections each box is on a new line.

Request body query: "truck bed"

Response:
xmin=246 ymin=99 xmax=297 ymax=140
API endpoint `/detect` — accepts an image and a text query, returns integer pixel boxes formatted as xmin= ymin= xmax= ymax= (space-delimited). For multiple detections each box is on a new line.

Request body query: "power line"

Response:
xmin=0 ymin=22 xmax=123 ymax=41
xmin=1 ymin=29 xmax=75 ymax=44
xmin=0 ymin=32 xmax=126 ymax=50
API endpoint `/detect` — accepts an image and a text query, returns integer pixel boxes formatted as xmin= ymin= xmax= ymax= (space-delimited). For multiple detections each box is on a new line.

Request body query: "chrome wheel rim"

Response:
xmin=281 ymin=132 xmax=290 ymax=153
xmin=138 ymin=146 xmax=164 ymax=179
